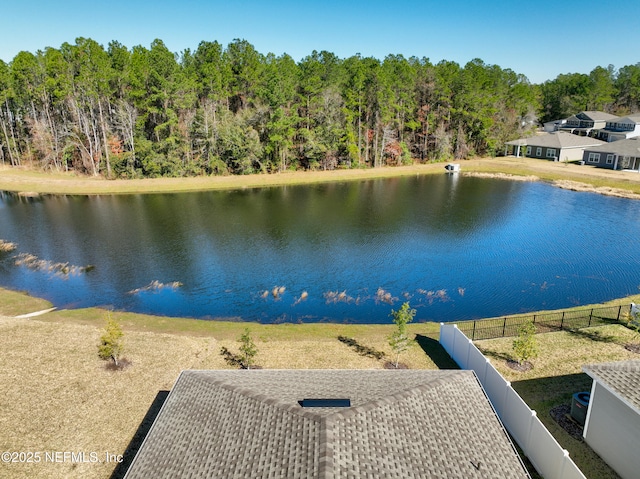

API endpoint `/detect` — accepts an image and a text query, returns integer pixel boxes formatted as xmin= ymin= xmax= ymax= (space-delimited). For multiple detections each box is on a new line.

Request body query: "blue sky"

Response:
xmin=2 ymin=0 xmax=639 ymax=84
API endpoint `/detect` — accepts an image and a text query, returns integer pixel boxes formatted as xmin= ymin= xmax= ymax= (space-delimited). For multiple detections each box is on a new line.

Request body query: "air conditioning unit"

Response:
xmin=570 ymin=391 xmax=590 ymax=426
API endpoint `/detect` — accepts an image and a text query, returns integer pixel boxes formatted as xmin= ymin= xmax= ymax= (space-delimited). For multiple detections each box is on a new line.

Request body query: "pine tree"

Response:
xmin=388 ymin=302 xmax=416 ymax=368
xmin=98 ymin=313 xmax=125 ymax=368
xmin=238 ymin=328 xmax=257 ymax=369
xmin=512 ymin=321 xmax=538 ymax=366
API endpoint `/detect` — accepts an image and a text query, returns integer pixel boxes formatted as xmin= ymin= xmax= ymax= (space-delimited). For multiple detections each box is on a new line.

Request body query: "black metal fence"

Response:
xmin=456 ymin=304 xmax=631 ymax=341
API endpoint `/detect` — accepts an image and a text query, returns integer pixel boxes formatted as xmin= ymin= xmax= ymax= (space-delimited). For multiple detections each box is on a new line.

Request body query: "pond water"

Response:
xmin=1 ymin=174 xmax=639 ymax=323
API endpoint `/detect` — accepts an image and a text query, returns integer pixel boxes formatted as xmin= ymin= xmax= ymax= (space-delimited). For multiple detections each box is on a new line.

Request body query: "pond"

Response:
xmin=1 ymin=174 xmax=639 ymax=323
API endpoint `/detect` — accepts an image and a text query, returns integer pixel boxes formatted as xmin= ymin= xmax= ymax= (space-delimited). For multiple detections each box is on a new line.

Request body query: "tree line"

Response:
xmin=0 ymin=37 xmax=638 ymax=177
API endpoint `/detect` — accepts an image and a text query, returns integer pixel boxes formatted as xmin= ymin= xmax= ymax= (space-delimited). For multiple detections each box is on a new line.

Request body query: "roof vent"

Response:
xmin=300 ymin=398 xmax=351 ymax=408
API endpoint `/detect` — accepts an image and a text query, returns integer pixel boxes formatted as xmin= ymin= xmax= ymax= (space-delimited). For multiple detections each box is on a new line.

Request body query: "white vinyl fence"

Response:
xmin=439 ymin=323 xmax=586 ymax=479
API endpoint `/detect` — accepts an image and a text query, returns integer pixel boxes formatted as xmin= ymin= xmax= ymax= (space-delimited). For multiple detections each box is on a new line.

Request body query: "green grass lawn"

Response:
xmin=476 ymin=324 xmax=638 ymax=479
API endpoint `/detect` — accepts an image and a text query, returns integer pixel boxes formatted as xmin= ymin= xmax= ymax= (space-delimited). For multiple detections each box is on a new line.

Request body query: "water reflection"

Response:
xmin=1 ymin=175 xmax=639 ymax=323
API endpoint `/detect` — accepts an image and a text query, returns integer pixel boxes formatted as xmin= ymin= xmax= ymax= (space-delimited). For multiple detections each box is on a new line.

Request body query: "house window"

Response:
xmin=526 ymin=146 xmax=531 ymax=156
xmin=546 ymin=148 xmax=557 ymax=158
xmin=588 ymin=153 xmax=600 ymax=163
xmin=606 ymin=154 xmax=614 ymax=164
xmin=536 ymin=147 xmax=542 ymax=157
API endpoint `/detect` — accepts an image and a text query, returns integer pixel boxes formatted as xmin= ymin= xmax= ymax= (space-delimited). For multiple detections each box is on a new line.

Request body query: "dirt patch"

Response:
xmin=550 ymin=404 xmax=584 ymax=441
xmin=506 ymin=359 xmax=534 ymax=372
xmin=104 ymin=358 xmax=132 ymax=371
xmin=624 ymin=343 xmax=640 ymax=354
xmin=383 ymin=361 xmax=409 ymax=369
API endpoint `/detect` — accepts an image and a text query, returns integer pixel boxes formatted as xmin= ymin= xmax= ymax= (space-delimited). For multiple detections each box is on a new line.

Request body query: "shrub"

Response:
xmin=512 ymin=321 xmax=538 ymax=365
xmin=388 ymin=302 xmax=416 ymax=368
xmin=98 ymin=313 xmax=125 ymax=368
xmin=238 ymin=328 xmax=258 ymax=369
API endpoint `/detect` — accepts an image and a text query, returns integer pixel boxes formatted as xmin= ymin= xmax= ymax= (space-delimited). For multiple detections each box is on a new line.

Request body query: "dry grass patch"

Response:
xmin=552 ymin=179 xmax=640 ymax=199
xmin=464 ymin=157 xmax=640 ymax=196
xmin=0 ymin=163 xmax=448 ymax=196
xmin=4 ymin=157 xmax=640 ymax=198
xmin=0 ymin=310 xmax=447 ymax=479
xmin=220 ymin=334 xmax=445 ymax=370
xmin=476 ymin=324 xmax=637 ymax=479
xmin=0 ymin=316 xmax=218 ymax=479
xmin=462 ymin=171 xmax=539 ymax=182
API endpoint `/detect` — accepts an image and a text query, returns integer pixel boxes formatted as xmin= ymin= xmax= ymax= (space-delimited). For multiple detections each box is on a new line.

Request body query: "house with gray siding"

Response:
xmin=558 ymin=111 xmax=619 ymax=136
xmin=124 ymin=369 xmax=530 ymax=479
xmin=594 ymin=114 xmax=640 ymax=142
xmin=505 ymin=131 xmax=605 ymax=161
xmin=582 ymin=360 xmax=640 ymax=479
xmin=581 ymin=137 xmax=640 ymax=170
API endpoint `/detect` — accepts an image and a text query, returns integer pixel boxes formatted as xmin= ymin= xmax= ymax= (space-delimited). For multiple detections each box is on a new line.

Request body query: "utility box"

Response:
xmin=570 ymin=391 xmax=590 ymax=426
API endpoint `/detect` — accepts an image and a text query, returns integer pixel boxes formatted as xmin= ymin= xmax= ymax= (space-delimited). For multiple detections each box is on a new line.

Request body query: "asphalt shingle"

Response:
xmin=124 ymin=370 xmax=530 ymax=479
xmin=583 ymin=360 xmax=640 ymax=413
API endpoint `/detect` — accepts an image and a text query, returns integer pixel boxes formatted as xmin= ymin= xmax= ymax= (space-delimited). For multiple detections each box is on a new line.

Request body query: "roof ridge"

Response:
xmin=192 ymin=369 xmax=468 ymax=424
xmin=584 ymin=359 xmax=640 ymax=372
xmin=317 ymin=370 xmax=465 ymax=479
xmin=326 ymin=369 xmax=464 ymax=420
xmin=200 ymin=375 xmax=326 ymax=422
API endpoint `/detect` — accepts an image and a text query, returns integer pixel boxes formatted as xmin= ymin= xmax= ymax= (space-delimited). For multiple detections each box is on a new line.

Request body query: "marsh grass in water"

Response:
xmin=324 ymin=290 xmax=357 ymax=304
xmin=293 ymin=291 xmax=308 ymax=305
xmin=0 ymin=239 xmax=17 ymax=252
xmin=14 ymin=252 xmax=95 ymax=277
xmin=417 ymin=288 xmax=449 ymax=304
xmin=127 ymin=280 xmax=183 ymax=295
xmin=260 ymin=286 xmax=287 ymax=300
xmin=375 ymin=287 xmax=397 ymax=305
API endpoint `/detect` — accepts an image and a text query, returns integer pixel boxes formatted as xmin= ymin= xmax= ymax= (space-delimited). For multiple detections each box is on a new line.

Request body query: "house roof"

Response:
xmin=124 ymin=369 xmax=530 ymax=479
xmin=607 ymin=114 xmax=640 ymax=126
xmin=577 ymin=111 xmax=619 ymax=122
xmin=583 ymin=360 xmax=640 ymax=413
xmin=543 ymin=118 xmax=567 ymax=126
xmin=584 ymin=138 xmax=640 ymax=157
xmin=506 ymin=132 xmax=605 ymax=149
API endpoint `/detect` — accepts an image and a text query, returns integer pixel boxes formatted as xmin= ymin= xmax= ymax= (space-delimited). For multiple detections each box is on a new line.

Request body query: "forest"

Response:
xmin=0 ymin=37 xmax=639 ymax=178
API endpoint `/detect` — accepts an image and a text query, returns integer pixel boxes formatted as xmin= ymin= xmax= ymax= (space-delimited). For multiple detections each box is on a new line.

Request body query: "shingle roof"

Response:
xmin=607 ymin=114 xmax=640 ymax=125
xmin=509 ymin=132 xmax=604 ymax=149
xmin=579 ymin=111 xmax=619 ymax=121
xmin=124 ymin=370 xmax=530 ymax=479
xmin=584 ymin=138 xmax=640 ymax=157
xmin=583 ymin=360 xmax=640 ymax=413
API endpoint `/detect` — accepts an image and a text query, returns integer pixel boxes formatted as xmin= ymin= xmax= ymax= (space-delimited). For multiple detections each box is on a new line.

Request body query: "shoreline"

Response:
xmin=1 ymin=287 xmax=638 ymax=338
xmin=2 ymin=157 xmax=640 ymax=198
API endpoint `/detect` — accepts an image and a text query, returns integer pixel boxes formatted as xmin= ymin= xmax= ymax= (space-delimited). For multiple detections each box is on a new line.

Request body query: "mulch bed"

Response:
xmin=506 ymin=359 xmax=533 ymax=372
xmin=549 ymin=404 xmax=584 ymax=441
xmin=105 ymin=358 xmax=132 ymax=371
xmin=383 ymin=361 xmax=409 ymax=369
xmin=625 ymin=343 xmax=640 ymax=354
